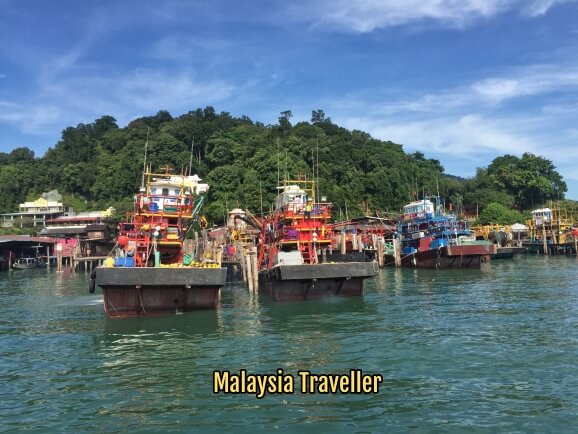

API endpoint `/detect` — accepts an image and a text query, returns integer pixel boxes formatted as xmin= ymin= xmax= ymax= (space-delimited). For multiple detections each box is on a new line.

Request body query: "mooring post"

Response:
xmin=56 ymin=243 xmax=63 ymax=272
xmin=251 ymin=246 xmax=259 ymax=292
xmin=245 ymin=251 xmax=253 ymax=292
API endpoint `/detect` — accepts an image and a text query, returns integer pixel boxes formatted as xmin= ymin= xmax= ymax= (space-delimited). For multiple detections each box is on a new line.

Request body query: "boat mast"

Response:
xmin=140 ymin=127 xmax=150 ymax=192
xmin=189 ymin=137 xmax=194 ymax=176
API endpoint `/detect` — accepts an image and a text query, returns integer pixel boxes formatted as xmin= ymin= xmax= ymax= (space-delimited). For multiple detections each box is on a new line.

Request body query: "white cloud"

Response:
xmin=342 ymin=114 xmax=538 ymax=159
xmin=522 ymin=0 xmax=575 ymax=16
xmin=0 ymin=66 xmax=238 ymax=135
xmin=360 ymin=65 xmax=578 ymax=115
xmin=471 ymin=67 xmax=578 ymax=103
xmin=299 ymin=0 xmax=576 ymax=33
xmin=149 ymin=36 xmax=234 ymax=61
xmin=0 ymin=101 xmax=63 ymax=134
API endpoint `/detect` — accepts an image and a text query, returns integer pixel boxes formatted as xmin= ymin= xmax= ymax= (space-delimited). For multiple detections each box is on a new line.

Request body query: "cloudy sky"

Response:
xmin=1 ymin=0 xmax=578 ymax=197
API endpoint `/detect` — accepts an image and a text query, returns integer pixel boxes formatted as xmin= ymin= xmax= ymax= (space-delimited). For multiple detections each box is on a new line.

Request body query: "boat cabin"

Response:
xmin=145 ymin=175 xmax=208 ymax=212
xmin=531 ymin=208 xmax=551 ymax=226
xmin=403 ymin=199 xmax=435 ymax=220
xmin=274 ymin=185 xmax=308 ymax=213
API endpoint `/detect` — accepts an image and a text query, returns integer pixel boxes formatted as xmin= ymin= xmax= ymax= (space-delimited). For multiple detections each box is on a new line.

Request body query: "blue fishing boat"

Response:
xmin=396 ymin=197 xmax=495 ymax=269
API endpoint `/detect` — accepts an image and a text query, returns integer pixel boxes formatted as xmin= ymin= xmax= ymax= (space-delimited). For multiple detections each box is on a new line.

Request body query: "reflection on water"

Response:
xmin=1 ymin=256 xmax=578 ymax=433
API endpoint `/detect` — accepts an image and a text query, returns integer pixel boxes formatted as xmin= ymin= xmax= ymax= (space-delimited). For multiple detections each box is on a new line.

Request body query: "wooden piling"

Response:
xmin=393 ymin=238 xmax=401 ymax=267
xmin=377 ymin=238 xmax=384 ymax=268
xmin=245 ymin=252 xmax=254 ymax=292
xmin=216 ymin=245 xmax=223 ymax=266
xmin=250 ymin=246 xmax=259 ymax=292
xmin=56 ymin=243 xmax=63 ymax=272
xmin=340 ymin=232 xmax=346 ymax=255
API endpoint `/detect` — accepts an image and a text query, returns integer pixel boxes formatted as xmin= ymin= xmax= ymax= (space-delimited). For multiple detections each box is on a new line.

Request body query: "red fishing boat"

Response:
xmin=257 ymin=178 xmax=378 ymax=301
xmin=91 ymin=167 xmax=226 ymax=317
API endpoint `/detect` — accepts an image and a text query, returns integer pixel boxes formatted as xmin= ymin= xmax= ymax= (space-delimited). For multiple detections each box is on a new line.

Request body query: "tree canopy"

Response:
xmin=0 ymin=108 xmax=568 ymax=225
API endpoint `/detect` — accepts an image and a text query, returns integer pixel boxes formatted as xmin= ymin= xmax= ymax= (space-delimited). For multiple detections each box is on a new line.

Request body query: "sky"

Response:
xmin=1 ymin=0 xmax=578 ymax=198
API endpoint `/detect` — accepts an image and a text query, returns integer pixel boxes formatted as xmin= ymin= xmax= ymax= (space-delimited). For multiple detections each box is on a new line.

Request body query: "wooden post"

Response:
xmin=240 ymin=246 xmax=247 ymax=284
xmin=216 ymin=245 xmax=223 ymax=266
xmin=340 ymin=232 xmax=346 ymax=255
xmin=194 ymin=231 xmax=200 ymax=261
xmin=357 ymin=234 xmax=363 ymax=253
xmin=245 ymin=251 xmax=253 ymax=292
xmin=542 ymin=225 xmax=548 ymax=255
xmin=352 ymin=232 xmax=358 ymax=251
xmin=393 ymin=238 xmax=401 ymax=267
xmin=250 ymin=246 xmax=259 ymax=292
xmin=56 ymin=243 xmax=63 ymax=272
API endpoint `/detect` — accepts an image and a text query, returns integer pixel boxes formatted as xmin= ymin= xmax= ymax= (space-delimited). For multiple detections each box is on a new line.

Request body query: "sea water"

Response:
xmin=1 ymin=255 xmax=577 ymax=433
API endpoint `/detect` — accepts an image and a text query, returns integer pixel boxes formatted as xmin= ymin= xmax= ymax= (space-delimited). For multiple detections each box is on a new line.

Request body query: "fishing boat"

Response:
xmin=257 ymin=178 xmax=378 ymax=301
xmin=91 ymin=167 xmax=227 ymax=317
xmin=395 ymin=197 xmax=495 ymax=269
xmin=13 ymin=257 xmax=39 ymax=269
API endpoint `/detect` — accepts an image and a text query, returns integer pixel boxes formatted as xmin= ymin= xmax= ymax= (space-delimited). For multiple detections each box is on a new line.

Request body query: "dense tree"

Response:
xmin=479 ymin=203 xmax=526 ymax=225
xmin=0 ymin=107 xmax=569 ymax=227
xmin=487 ymin=153 xmax=566 ymax=210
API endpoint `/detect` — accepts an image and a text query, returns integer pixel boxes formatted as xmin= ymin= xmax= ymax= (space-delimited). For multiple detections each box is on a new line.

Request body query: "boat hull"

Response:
xmin=398 ymin=244 xmax=496 ymax=269
xmin=259 ymin=262 xmax=379 ymax=301
xmin=94 ymin=267 xmax=227 ymax=317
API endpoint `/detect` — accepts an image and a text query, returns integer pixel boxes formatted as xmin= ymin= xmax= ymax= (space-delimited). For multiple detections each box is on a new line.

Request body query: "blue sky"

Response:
xmin=1 ymin=0 xmax=578 ymax=198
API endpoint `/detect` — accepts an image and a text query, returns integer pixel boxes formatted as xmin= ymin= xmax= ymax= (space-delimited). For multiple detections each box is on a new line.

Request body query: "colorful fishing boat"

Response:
xmin=91 ymin=167 xmax=226 ymax=317
xmin=257 ymin=178 xmax=378 ymax=301
xmin=395 ymin=197 xmax=495 ymax=269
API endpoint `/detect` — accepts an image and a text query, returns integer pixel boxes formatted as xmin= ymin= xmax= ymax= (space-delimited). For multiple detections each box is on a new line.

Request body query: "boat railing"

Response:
xmin=137 ymin=193 xmax=195 ymax=216
xmin=278 ymin=203 xmax=331 ymax=219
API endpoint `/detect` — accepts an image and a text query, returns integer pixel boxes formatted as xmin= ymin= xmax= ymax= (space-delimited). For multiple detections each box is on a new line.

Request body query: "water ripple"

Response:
xmin=1 ymin=256 xmax=578 ymax=432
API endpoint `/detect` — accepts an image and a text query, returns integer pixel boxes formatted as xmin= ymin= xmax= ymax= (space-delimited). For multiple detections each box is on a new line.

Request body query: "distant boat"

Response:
xmin=13 ymin=258 xmax=38 ymax=269
xmin=393 ymin=196 xmax=496 ymax=269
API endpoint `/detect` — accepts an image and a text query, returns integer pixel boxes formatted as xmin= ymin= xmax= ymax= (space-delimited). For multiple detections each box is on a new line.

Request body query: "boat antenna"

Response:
xmin=140 ymin=127 xmax=150 ymax=191
xmin=311 ymin=148 xmax=315 ymax=201
xmin=259 ymin=179 xmax=264 ymax=217
xmin=316 ymin=137 xmax=320 ymax=202
xmin=189 ymin=137 xmax=194 ymax=176
xmin=277 ymin=138 xmax=280 ymax=186
xmin=285 ymin=148 xmax=288 ymax=181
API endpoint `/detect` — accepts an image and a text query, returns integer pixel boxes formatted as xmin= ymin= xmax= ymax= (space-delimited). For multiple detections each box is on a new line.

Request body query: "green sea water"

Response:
xmin=1 ymin=255 xmax=578 ymax=433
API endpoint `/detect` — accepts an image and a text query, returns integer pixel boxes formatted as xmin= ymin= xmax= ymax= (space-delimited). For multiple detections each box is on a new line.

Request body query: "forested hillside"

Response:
xmin=0 ymin=107 xmax=567 ymax=224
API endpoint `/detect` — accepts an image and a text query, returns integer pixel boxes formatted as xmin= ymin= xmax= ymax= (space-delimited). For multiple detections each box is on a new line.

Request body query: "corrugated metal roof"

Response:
xmin=0 ymin=235 xmax=55 ymax=244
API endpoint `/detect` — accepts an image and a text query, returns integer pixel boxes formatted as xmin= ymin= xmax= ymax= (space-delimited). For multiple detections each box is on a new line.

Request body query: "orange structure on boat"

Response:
xmin=257 ymin=178 xmax=378 ymax=301
xmin=91 ymin=166 xmax=226 ymax=316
